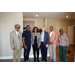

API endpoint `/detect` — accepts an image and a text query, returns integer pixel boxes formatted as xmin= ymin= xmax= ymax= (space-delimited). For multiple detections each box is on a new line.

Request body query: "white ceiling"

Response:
xmin=23 ymin=12 xmax=75 ymax=20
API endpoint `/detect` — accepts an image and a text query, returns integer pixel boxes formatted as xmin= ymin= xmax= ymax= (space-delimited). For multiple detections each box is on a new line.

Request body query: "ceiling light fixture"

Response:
xmin=36 ymin=14 xmax=38 ymax=17
xmin=66 ymin=15 xmax=68 ymax=18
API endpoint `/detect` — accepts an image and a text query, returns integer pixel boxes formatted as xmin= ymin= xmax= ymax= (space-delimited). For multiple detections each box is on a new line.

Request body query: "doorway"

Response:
xmin=23 ymin=21 xmax=35 ymax=32
xmin=68 ymin=26 xmax=75 ymax=44
xmin=74 ymin=26 xmax=75 ymax=44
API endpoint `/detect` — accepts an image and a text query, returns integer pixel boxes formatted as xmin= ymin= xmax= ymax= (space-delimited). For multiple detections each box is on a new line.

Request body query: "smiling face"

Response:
xmin=50 ymin=26 xmax=54 ymax=32
xmin=15 ymin=26 xmax=20 ymax=32
xmin=34 ymin=28 xmax=37 ymax=32
xmin=59 ymin=29 xmax=63 ymax=35
xmin=26 ymin=26 xmax=30 ymax=31
xmin=42 ymin=27 xmax=45 ymax=32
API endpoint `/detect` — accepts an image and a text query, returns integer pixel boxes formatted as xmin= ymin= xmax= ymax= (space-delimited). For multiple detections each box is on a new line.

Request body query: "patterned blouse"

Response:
xmin=58 ymin=33 xmax=69 ymax=47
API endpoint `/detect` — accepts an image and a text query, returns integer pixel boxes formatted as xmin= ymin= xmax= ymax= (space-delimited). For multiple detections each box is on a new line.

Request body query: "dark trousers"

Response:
xmin=24 ymin=45 xmax=31 ymax=61
xmin=41 ymin=42 xmax=47 ymax=60
xmin=32 ymin=45 xmax=39 ymax=61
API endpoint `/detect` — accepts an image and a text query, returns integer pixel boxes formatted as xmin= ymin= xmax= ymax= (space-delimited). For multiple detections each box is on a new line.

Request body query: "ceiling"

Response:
xmin=23 ymin=12 xmax=75 ymax=20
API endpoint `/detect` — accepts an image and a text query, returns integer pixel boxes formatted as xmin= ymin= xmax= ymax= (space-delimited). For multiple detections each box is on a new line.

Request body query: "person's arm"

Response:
xmin=10 ymin=32 xmax=15 ymax=50
xmin=57 ymin=36 xmax=60 ymax=47
xmin=53 ymin=32 xmax=58 ymax=44
xmin=65 ymin=34 xmax=69 ymax=47
xmin=22 ymin=32 xmax=27 ymax=49
xmin=46 ymin=32 xmax=49 ymax=48
xmin=22 ymin=37 xmax=27 ymax=49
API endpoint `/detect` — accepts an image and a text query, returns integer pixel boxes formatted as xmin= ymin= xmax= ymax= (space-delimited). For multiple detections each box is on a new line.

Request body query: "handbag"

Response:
xmin=65 ymin=49 xmax=71 ymax=56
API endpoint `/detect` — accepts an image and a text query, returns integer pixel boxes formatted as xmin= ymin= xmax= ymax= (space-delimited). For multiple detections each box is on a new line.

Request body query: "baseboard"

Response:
xmin=0 ymin=54 xmax=50 ymax=60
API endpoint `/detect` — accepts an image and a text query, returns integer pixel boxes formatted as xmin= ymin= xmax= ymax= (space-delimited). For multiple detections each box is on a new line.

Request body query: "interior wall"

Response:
xmin=47 ymin=19 xmax=73 ymax=35
xmin=72 ymin=20 xmax=75 ymax=25
xmin=23 ymin=18 xmax=43 ymax=29
xmin=0 ymin=12 xmax=23 ymax=59
xmin=74 ymin=27 xmax=75 ymax=43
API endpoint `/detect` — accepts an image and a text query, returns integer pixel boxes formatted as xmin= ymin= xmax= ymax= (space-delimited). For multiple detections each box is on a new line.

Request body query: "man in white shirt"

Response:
xmin=10 ymin=24 xmax=23 ymax=62
xmin=40 ymin=27 xmax=49 ymax=62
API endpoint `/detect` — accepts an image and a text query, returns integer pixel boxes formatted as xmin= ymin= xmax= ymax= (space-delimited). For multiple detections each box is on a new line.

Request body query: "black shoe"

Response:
xmin=41 ymin=59 xmax=44 ymax=61
xmin=37 ymin=60 xmax=40 ymax=62
xmin=34 ymin=59 xmax=36 ymax=62
xmin=45 ymin=59 xmax=47 ymax=62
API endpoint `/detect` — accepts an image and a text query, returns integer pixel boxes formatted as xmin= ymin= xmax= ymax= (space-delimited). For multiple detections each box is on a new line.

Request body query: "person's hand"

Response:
xmin=37 ymin=45 xmax=40 ymax=48
xmin=25 ymin=45 xmax=27 ymax=49
xmin=12 ymin=48 xmax=15 ymax=50
xmin=22 ymin=46 xmax=23 ymax=48
xmin=46 ymin=44 xmax=48 ymax=48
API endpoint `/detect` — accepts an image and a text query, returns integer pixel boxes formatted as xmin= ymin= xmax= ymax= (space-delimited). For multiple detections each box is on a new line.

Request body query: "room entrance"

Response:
xmin=68 ymin=25 xmax=75 ymax=45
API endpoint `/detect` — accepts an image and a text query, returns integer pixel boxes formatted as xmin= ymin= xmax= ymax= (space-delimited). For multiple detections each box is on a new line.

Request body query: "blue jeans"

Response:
xmin=24 ymin=45 xmax=31 ymax=61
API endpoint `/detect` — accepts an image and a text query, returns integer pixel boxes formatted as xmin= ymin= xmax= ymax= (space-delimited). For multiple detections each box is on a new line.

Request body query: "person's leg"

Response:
xmin=24 ymin=48 xmax=28 ymax=61
xmin=62 ymin=46 xmax=67 ymax=62
xmin=49 ymin=45 xmax=52 ymax=60
xmin=13 ymin=50 xmax=18 ymax=62
xmin=32 ymin=45 xmax=36 ymax=61
xmin=43 ymin=45 xmax=47 ymax=60
xmin=37 ymin=48 xmax=39 ymax=62
xmin=41 ymin=42 xmax=44 ymax=60
xmin=59 ymin=46 xmax=63 ymax=61
xmin=18 ymin=49 xmax=21 ymax=62
xmin=53 ymin=46 xmax=56 ymax=62
xmin=27 ymin=45 xmax=31 ymax=60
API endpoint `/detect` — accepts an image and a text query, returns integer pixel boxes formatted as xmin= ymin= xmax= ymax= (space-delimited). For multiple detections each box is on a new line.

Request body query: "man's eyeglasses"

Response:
xmin=16 ymin=27 xmax=20 ymax=28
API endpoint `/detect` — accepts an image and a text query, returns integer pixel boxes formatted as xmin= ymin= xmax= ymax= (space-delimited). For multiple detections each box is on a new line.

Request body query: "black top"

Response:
xmin=34 ymin=36 xmax=37 ymax=51
xmin=22 ymin=30 xmax=31 ymax=46
xmin=34 ymin=36 xmax=37 ymax=44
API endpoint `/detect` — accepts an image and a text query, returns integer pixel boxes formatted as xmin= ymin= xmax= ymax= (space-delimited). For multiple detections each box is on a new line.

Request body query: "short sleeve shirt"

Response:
xmin=22 ymin=30 xmax=31 ymax=46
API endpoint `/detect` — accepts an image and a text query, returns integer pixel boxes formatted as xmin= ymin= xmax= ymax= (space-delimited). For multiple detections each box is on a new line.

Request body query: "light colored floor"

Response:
xmin=0 ymin=57 xmax=59 ymax=62
xmin=0 ymin=45 xmax=74 ymax=62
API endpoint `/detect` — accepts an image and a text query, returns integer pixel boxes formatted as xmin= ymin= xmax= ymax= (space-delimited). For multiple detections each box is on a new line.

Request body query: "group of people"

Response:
xmin=10 ymin=24 xmax=69 ymax=62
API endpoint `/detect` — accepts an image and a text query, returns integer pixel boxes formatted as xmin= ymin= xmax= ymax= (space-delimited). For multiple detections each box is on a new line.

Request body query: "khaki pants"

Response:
xmin=49 ymin=45 xmax=56 ymax=61
xmin=13 ymin=49 xmax=21 ymax=62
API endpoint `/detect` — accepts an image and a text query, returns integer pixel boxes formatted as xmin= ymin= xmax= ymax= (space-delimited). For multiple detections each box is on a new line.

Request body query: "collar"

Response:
xmin=15 ymin=30 xmax=19 ymax=34
xmin=50 ymin=30 xmax=54 ymax=33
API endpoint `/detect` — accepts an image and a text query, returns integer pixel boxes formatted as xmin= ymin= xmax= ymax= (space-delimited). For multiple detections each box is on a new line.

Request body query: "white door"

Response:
xmin=68 ymin=26 xmax=74 ymax=44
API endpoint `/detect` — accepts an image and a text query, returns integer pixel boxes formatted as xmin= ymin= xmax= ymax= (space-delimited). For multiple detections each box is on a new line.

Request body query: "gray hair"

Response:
xmin=15 ymin=24 xmax=20 ymax=28
xmin=41 ymin=26 xmax=45 ymax=29
xmin=59 ymin=29 xmax=63 ymax=32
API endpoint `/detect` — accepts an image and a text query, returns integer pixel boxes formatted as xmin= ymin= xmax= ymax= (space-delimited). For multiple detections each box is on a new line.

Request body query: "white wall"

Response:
xmin=23 ymin=18 xmax=43 ymax=28
xmin=0 ymin=12 xmax=23 ymax=59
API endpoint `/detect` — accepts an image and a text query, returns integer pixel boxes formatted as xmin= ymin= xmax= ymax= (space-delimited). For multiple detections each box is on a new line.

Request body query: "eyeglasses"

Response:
xmin=16 ymin=27 xmax=20 ymax=28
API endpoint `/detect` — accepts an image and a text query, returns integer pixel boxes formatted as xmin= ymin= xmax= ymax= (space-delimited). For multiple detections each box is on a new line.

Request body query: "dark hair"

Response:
xmin=59 ymin=29 xmax=63 ymax=32
xmin=26 ymin=25 xmax=30 ymax=28
xmin=50 ymin=26 xmax=54 ymax=28
xmin=32 ymin=27 xmax=39 ymax=32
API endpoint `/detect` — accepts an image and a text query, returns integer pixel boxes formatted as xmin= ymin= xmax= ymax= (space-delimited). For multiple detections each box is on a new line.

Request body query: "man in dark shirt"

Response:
xmin=22 ymin=25 xmax=31 ymax=62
